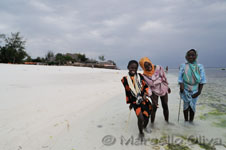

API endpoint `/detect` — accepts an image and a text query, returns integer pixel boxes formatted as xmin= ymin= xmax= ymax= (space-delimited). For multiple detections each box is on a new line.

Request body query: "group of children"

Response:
xmin=121 ymin=49 xmax=206 ymax=138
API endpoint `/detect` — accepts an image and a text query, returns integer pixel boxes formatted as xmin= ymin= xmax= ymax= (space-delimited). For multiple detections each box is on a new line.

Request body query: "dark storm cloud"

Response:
xmin=1 ymin=0 xmax=226 ymax=68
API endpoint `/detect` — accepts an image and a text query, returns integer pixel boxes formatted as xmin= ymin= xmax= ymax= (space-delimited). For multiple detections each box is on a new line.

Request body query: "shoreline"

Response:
xmin=2 ymin=63 xmax=226 ymax=70
xmin=0 ymin=63 xmax=119 ymax=70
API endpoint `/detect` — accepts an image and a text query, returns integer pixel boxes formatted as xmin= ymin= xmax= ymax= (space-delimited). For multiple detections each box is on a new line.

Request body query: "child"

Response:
xmin=121 ymin=60 xmax=152 ymax=138
xmin=139 ymin=57 xmax=171 ymax=124
xmin=178 ymin=49 xmax=206 ymax=122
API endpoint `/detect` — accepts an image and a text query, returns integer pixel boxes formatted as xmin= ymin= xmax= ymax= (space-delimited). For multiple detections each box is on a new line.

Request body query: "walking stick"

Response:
xmin=125 ymin=110 xmax=131 ymax=132
xmin=178 ymin=94 xmax=182 ymax=122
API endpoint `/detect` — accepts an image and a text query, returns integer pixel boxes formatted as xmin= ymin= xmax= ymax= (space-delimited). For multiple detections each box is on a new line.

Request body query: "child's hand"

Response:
xmin=168 ymin=87 xmax=171 ymax=94
xmin=180 ymin=83 xmax=184 ymax=93
xmin=129 ymin=104 xmax=133 ymax=110
xmin=150 ymin=96 xmax=158 ymax=107
xmin=143 ymin=93 xmax=147 ymax=100
xmin=192 ymin=92 xmax=201 ymax=98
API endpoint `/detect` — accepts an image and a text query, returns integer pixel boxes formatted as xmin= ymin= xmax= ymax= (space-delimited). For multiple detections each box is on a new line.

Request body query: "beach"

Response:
xmin=0 ymin=64 xmax=225 ymax=150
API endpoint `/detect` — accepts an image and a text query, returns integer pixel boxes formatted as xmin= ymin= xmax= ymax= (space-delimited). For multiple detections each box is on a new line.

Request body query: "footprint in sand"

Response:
xmin=97 ymin=125 xmax=103 ymax=128
xmin=42 ymin=146 xmax=48 ymax=148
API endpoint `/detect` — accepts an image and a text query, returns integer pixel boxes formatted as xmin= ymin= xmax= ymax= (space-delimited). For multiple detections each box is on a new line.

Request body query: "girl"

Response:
xmin=121 ymin=60 xmax=152 ymax=137
xmin=178 ymin=49 xmax=206 ymax=122
xmin=139 ymin=57 xmax=171 ymax=124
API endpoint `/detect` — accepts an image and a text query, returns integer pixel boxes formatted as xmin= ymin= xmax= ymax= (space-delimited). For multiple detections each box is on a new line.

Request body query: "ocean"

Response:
xmin=169 ymin=68 xmax=226 ymax=147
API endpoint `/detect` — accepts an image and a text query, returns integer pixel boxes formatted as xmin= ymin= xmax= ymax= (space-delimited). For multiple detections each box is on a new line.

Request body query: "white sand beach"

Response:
xmin=0 ymin=64 xmax=225 ymax=150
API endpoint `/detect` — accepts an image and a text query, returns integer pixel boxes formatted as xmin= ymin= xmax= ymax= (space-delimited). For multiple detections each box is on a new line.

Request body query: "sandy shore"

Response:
xmin=0 ymin=64 xmax=225 ymax=150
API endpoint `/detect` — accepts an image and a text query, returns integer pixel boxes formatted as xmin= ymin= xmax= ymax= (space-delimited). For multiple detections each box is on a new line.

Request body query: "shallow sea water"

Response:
xmin=165 ymin=68 xmax=226 ymax=150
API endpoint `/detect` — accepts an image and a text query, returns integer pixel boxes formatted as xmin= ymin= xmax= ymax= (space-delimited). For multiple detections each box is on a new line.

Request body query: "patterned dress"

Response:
xmin=178 ymin=63 xmax=206 ymax=112
xmin=121 ymin=73 xmax=152 ymax=117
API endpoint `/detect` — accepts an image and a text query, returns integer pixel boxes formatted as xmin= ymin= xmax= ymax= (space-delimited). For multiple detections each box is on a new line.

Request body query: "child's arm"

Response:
xmin=192 ymin=64 xmax=206 ymax=98
xmin=140 ymin=75 xmax=152 ymax=99
xmin=121 ymin=77 xmax=132 ymax=104
xmin=192 ymin=84 xmax=204 ymax=98
xmin=121 ymin=77 xmax=134 ymax=110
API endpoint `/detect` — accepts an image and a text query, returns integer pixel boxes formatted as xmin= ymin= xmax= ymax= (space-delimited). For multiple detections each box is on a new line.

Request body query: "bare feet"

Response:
xmin=144 ymin=128 xmax=152 ymax=133
xmin=139 ymin=132 xmax=145 ymax=141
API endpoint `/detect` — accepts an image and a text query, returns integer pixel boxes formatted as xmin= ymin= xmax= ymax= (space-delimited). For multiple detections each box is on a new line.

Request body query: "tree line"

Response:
xmin=0 ymin=32 xmax=27 ymax=64
xmin=0 ymin=32 xmax=114 ymax=66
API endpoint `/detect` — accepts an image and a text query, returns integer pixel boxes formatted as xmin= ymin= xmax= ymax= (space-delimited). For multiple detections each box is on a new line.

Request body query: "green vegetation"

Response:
xmin=186 ymin=136 xmax=216 ymax=150
xmin=149 ymin=134 xmax=219 ymax=150
xmin=208 ymin=110 xmax=226 ymax=116
xmin=177 ymin=134 xmax=217 ymax=150
xmin=165 ymin=144 xmax=190 ymax=150
xmin=198 ymin=143 xmax=216 ymax=150
xmin=199 ymin=115 xmax=207 ymax=120
xmin=178 ymin=135 xmax=188 ymax=140
xmin=213 ymin=120 xmax=226 ymax=128
xmin=199 ymin=108 xmax=226 ymax=120
xmin=98 ymin=55 xmax=105 ymax=61
xmin=150 ymin=138 xmax=159 ymax=145
xmin=0 ymin=32 xmax=28 ymax=63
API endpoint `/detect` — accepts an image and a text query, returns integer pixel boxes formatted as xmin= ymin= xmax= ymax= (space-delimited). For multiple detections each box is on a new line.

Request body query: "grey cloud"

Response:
xmin=0 ymin=0 xmax=226 ymax=68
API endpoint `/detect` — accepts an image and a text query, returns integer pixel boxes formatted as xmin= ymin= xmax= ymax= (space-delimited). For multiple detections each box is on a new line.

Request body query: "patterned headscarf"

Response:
xmin=185 ymin=49 xmax=201 ymax=85
xmin=139 ymin=57 xmax=155 ymax=77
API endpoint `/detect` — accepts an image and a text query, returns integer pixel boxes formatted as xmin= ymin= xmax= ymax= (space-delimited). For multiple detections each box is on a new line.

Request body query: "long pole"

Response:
xmin=125 ymin=110 xmax=131 ymax=132
xmin=178 ymin=95 xmax=182 ymax=122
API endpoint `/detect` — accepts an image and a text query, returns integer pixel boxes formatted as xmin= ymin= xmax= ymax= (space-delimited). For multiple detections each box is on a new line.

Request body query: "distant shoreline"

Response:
xmin=0 ymin=63 xmax=119 ymax=70
xmin=1 ymin=63 xmax=225 ymax=70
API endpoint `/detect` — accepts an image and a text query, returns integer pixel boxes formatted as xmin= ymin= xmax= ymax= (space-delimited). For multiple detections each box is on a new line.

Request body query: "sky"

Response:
xmin=0 ymin=0 xmax=226 ymax=69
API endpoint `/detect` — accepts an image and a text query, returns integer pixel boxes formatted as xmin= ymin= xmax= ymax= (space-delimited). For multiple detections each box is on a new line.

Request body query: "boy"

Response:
xmin=121 ymin=60 xmax=152 ymax=138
